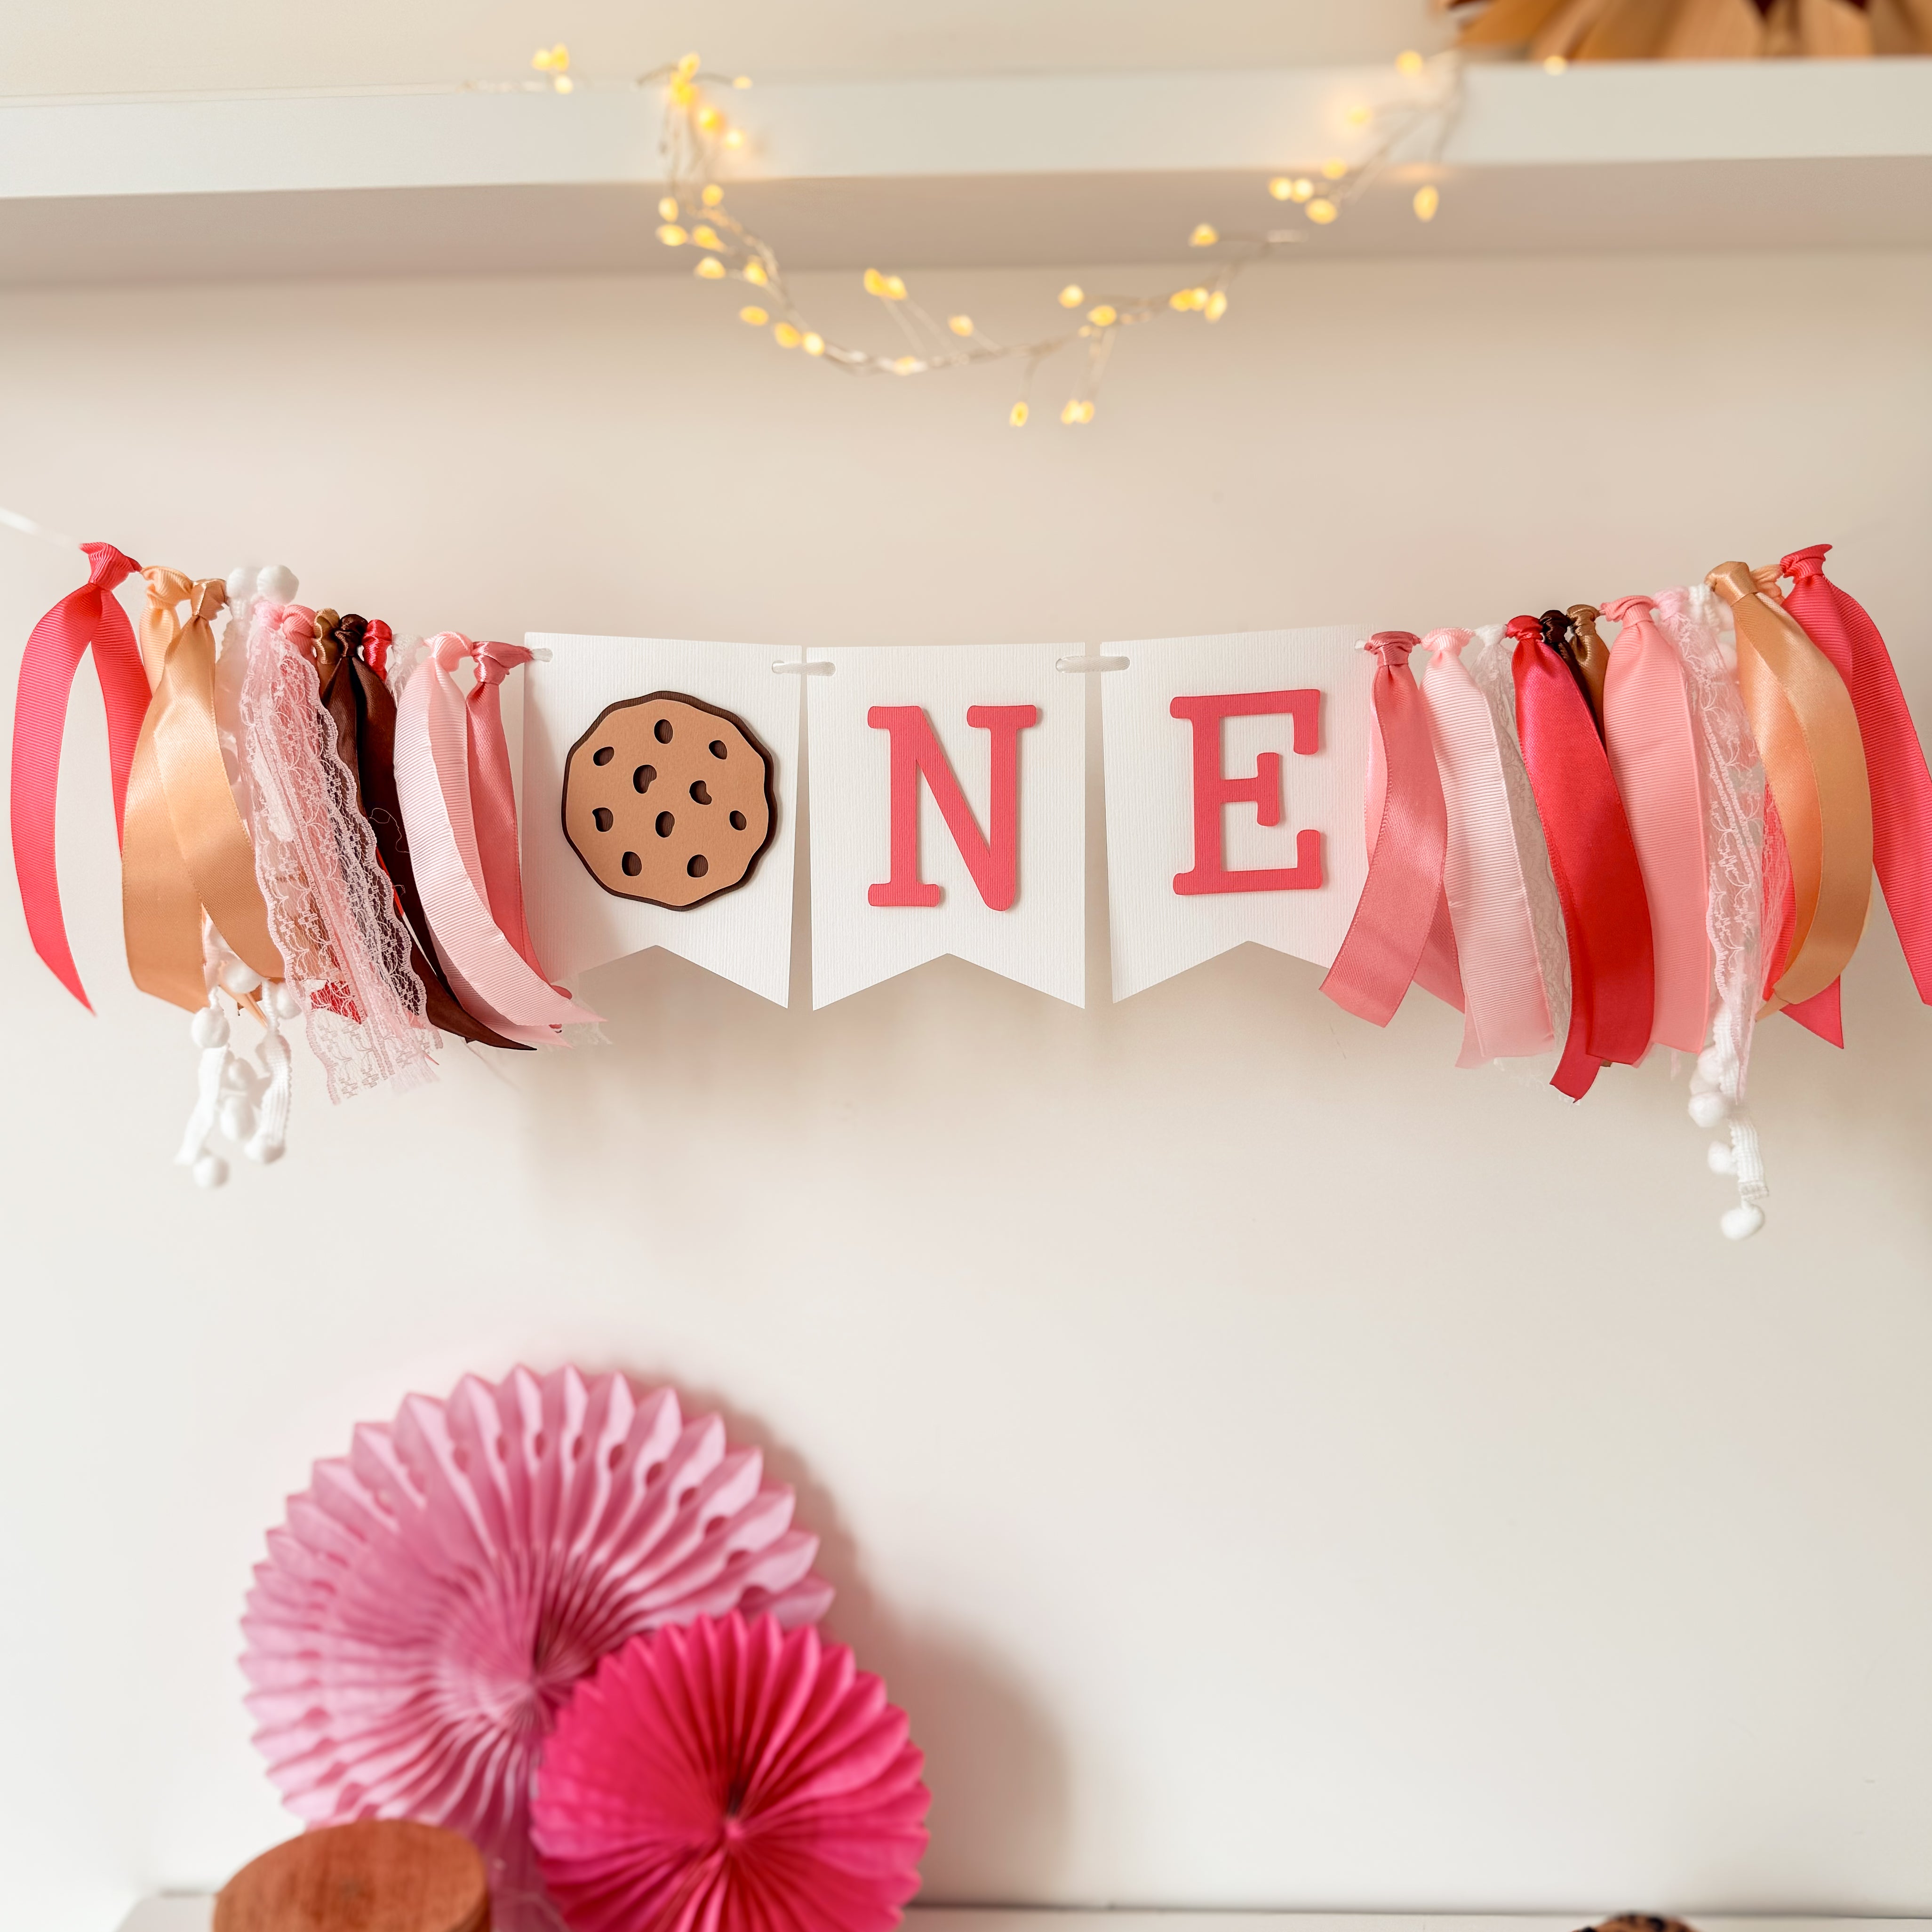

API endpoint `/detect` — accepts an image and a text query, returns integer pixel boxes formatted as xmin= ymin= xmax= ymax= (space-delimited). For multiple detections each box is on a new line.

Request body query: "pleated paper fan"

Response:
xmin=532 ymin=1613 xmax=930 ymax=1932
xmin=241 ymin=1366 xmax=833 ymax=1932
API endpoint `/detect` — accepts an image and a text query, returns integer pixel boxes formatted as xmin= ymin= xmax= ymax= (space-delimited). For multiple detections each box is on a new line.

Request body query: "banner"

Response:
xmin=521 ymin=636 xmax=801 ymax=1007
xmin=803 ymin=644 xmax=1085 ymax=1010
xmin=1101 ymin=628 xmax=1373 ymax=1001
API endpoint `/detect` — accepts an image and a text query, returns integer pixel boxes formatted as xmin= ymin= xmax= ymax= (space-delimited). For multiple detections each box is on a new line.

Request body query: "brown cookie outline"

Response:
xmin=561 ymin=689 xmax=779 ymax=910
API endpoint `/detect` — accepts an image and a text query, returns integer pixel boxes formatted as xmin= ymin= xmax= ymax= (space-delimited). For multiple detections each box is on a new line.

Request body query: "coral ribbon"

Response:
xmin=1780 ymin=543 xmax=1932 ymax=1006
xmin=123 ymin=569 xmax=283 ymax=1011
xmin=1420 ymin=628 xmax=1553 ymax=1064
xmin=1601 ymin=595 xmax=1711 ymax=1053
xmin=9 ymin=542 xmax=151 ymax=1009
xmin=1509 ymin=614 xmax=1655 ymax=1098
xmin=1322 ymin=631 xmax=1456 ymax=1026
xmin=1706 ymin=560 xmax=1871 ymax=1010
xmin=392 ymin=632 xmax=599 ymax=1043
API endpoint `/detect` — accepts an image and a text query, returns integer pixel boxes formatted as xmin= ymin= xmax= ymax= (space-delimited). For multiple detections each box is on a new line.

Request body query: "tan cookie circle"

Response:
xmin=562 ymin=692 xmax=776 ymax=909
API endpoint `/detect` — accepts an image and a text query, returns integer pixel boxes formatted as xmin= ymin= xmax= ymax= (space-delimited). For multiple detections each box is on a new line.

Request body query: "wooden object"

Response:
xmin=213 ymin=1820 xmax=489 ymax=1932
xmin=562 ymin=690 xmax=777 ymax=909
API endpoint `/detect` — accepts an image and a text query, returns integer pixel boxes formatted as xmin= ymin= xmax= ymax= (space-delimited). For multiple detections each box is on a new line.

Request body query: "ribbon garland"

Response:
xmin=124 ymin=567 xmax=284 ymax=1012
xmin=1601 ymin=594 xmax=1711 ymax=1054
xmin=1321 ymin=630 xmax=1456 ymax=1026
xmin=1707 ymin=560 xmax=1872 ymax=1013
xmin=1419 ymin=627 xmax=1555 ymax=1064
xmin=1779 ymin=543 xmax=1932 ymax=1010
xmin=8 ymin=542 xmax=151 ymax=1010
xmin=393 ymin=632 xmax=601 ymax=1045
xmin=1509 ymin=612 xmax=1655 ymax=1099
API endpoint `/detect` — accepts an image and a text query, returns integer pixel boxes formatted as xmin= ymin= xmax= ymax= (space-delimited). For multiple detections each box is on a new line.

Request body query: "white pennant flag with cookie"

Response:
xmin=805 ymin=643 xmax=1084 ymax=1009
xmin=521 ymin=636 xmax=801 ymax=1006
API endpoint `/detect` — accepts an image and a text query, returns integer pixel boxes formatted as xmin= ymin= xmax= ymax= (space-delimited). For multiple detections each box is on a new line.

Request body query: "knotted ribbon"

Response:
xmin=1322 ymin=631 xmax=1457 ymax=1026
xmin=9 ymin=542 xmax=151 ymax=1009
xmin=1601 ymin=594 xmax=1711 ymax=1053
xmin=1779 ymin=544 xmax=1932 ymax=1009
xmin=1420 ymin=628 xmax=1553 ymax=1064
xmin=123 ymin=568 xmax=283 ymax=1012
xmin=1706 ymin=560 xmax=1871 ymax=1013
xmin=1509 ymin=613 xmax=1655 ymax=1098
xmin=393 ymin=632 xmax=600 ymax=1044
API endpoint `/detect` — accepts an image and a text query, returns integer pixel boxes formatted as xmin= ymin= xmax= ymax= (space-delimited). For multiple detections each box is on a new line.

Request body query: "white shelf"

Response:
xmin=5 ymin=59 xmax=1932 ymax=283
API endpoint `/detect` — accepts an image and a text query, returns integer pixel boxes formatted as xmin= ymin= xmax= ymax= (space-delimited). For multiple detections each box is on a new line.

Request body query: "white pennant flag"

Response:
xmin=806 ymin=644 xmax=1084 ymax=1009
xmin=1102 ymin=628 xmax=1373 ymax=1002
xmin=520 ymin=635 xmax=801 ymax=1006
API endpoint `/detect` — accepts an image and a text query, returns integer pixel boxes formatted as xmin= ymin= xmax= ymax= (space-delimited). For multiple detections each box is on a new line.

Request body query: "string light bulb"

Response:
xmin=532 ymin=45 xmax=571 ymax=91
xmin=1268 ymin=177 xmax=1293 ymax=200
xmin=656 ymin=224 xmax=687 ymax=246
xmin=862 ymin=268 xmax=907 ymax=300
xmin=1189 ymin=224 xmax=1219 ymax=247
xmin=773 ymin=322 xmax=802 ymax=347
xmin=739 ymin=305 xmax=769 ymax=325
xmin=892 ymin=355 xmax=924 ymax=374
xmin=1321 ymin=157 xmax=1349 ymax=180
xmin=803 ymin=332 xmax=826 ymax=355
xmin=743 ymin=260 xmax=768 ymax=285
xmin=1413 ymin=183 xmax=1440 ymax=222
xmin=1060 ymin=398 xmax=1084 ymax=425
xmin=696 ymin=104 xmax=723 ymax=133
xmin=732 ymin=74 xmax=751 ymax=88
xmin=1289 ymin=178 xmax=1315 ymax=202
xmin=1306 ymin=198 xmax=1338 ymax=224
xmin=1205 ymin=290 xmax=1228 ymax=321
xmin=1010 ymin=400 xmax=1029 ymax=428
xmin=1544 ymin=53 xmax=1569 ymax=71
xmin=1059 ymin=285 xmax=1084 ymax=307
xmin=691 ymin=224 xmax=720 ymax=249
xmin=695 ymin=256 xmax=725 ymax=278
xmin=1088 ymin=303 xmax=1118 ymax=327
xmin=1345 ymin=105 xmax=1371 ymax=128
xmin=1396 ymin=48 xmax=1425 ymax=76
xmin=701 ymin=183 xmax=724 ymax=207
xmin=722 ymin=127 xmax=745 ymax=148
xmin=949 ymin=315 xmax=974 ymax=336
xmin=658 ymin=196 xmax=679 ymax=221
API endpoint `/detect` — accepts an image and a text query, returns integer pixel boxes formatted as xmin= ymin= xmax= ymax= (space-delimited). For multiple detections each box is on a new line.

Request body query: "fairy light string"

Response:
xmin=638 ymin=48 xmax=1464 ymax=426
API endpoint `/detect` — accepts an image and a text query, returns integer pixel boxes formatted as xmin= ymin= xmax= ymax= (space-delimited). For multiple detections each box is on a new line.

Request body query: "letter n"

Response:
xmin=866 ymin=704 xmax=1039 ymax=910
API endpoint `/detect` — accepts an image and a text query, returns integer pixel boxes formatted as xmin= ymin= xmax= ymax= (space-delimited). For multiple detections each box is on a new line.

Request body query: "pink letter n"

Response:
xmin=867 ymin=704 xmax=1039 ymax=910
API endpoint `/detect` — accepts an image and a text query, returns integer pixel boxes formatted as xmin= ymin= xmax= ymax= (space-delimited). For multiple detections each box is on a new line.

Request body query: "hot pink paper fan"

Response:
xmin=532 ymin=1612 xmax=929 ymax=1932
xmin=241 ymin=1366 xmax=832 ymax=1930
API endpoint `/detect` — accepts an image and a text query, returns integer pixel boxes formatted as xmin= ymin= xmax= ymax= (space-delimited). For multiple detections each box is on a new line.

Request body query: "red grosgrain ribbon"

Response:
xmin=1780 ymin=544 xmax=1932 ymax=1009
xmin=9 ymin=542 xmax=150 ymax=1009
xmin=1509 ymin=614 xmax=1655 ymax=1099
xmin=1322 ymin=631 xmax=1456 ymax=1026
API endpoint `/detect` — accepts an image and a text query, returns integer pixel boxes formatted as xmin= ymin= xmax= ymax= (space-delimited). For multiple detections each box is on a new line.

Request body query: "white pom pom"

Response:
xmin=192 ymin=1152 xmax=229 ymax=1189
xmin=1696 ymin=1046 xmax=1726 ymax=1085
xmin=1707 ymin=1140 xmax=1739 ymax=1175
xmin=256 ymin=563 xmax=297 ymax=603
xmin=252 ymin=1138 xmax=285 ymax=1167
xmin=267 ymin=980 xmax=304 ymax=1021
xmin=219 ymin=1095 xmax=257 ymax=1143
xmin=219 ymin=958 xmax=263 ymax=998
xmin=1688 ymin=1089 xmax=1729 ymax=1130
xmin=190 ymin=1003 xmax=230 ymax=1049
xmin=225 ymin=565 xmax=253 ymax=606
xmin=217 ymin=1056 xmax=253 ymax=1099
xmin=1721 ymin=1202 xmax=1766 ymax=1241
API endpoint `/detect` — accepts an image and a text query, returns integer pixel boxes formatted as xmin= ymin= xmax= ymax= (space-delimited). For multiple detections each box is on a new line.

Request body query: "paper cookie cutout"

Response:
xmin=562 ymin=692 xmax=777 ymax=909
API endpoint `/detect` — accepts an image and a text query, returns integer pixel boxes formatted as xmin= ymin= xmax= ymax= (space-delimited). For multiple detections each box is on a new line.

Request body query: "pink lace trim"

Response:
xmin=240 ymin=601 xmax=439 ymax=1102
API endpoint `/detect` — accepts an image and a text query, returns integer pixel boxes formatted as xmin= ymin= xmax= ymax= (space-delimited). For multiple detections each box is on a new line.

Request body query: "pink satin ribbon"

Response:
xmin=1780 ymin=543 xmax=1932 ymax=1026
xmin=393 ymin=632 xmax=599 ymax=1044
xmin=1510 ymin=614 xmax=1656 ymax=1099
xmin=1420 ymin=628 xmax=1553 ymax=1064
xmin=1601 ymin=595 xmax=1711 ymax=1053
xmin=9 ymin=543 xmax=150 ymax=1009
xmin=1322 ymin=631 xmax=1457 ymax=1027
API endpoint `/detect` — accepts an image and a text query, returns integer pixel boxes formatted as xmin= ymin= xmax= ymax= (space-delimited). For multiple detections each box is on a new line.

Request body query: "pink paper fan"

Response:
xmin=532 ymin=1612 xmax=929 ymax=1932
xmin=241 ymin=1366 xmax=832 ymax=1931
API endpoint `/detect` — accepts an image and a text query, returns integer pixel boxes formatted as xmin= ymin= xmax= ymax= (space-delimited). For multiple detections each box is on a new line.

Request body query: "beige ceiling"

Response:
xmin=4 ymin=0 xmax=1452 ymax=97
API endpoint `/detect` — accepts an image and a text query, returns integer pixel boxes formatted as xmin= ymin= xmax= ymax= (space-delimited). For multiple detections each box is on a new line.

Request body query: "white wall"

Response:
xmin=2 ymin=248 xmax=1931 ymax=1932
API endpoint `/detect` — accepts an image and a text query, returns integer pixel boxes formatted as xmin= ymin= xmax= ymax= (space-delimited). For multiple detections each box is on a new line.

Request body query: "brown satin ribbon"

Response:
xmin=123 ymin=569 xmax=283 ymax=1009
xmin=1707 ymin=559 xmax=1872 ymax=1007
xmin=1566 ymin=604 xmax=1612 ymax=724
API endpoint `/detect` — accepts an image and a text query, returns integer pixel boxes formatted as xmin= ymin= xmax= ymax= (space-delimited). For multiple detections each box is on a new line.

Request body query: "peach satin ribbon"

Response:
xmin=123 ymin=569 xmax=282 ymax=1010
xmin=1706 ymin=560 xmax=1871 ymax=1011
